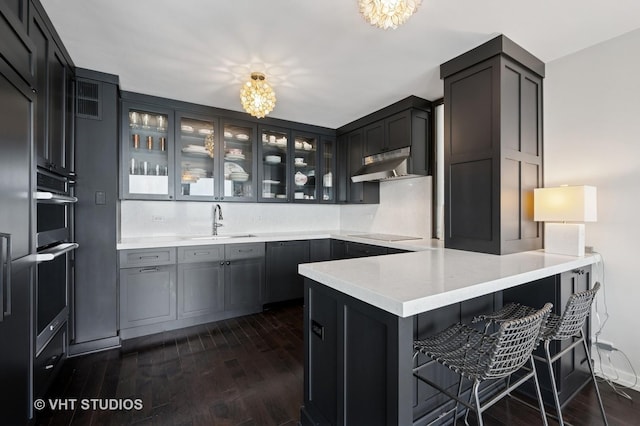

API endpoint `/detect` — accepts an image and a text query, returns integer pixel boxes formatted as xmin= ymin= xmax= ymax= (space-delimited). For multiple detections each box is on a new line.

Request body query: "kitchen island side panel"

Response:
xmin=301 ymin=278 xmax=413 ymax=426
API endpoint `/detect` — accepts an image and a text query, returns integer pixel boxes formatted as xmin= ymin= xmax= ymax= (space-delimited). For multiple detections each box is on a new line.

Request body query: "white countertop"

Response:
xmin=117 ymin=230 xmax=441 ymax=251
xmin=298 ymin=249 xmax=599 ymax=318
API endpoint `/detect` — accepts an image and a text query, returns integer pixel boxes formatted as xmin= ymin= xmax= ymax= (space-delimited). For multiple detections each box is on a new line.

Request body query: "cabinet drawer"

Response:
xmin=33 ymin=325 xmax=65 ymax=398
xmin=178 ymin=245 xmax=225 ymax=263
xmin=225 ymin=242 xmax=265 ymax=261
xmin=119 ymin=247 xmax=176 ymax=267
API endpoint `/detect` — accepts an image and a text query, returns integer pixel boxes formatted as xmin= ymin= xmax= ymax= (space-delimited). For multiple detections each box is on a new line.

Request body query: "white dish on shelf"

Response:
xmin=181 ymin=125 xmax=194 ymax=133
xmin=230 ymin=173 xmax=249 ymax=182
xmin=262 ymin=180 xmax=280 ymax=185
xmin=224 ymin=131 xmax=233 ymax=138
xmin=294 ymin=162 xmax=307 ymax=167
xmin=262 ymin=192 xmax=275 ymax=198
xmin=198 ymin=128 xmax=213 ymax=135
xmin=224 ymin=162 xmax=245 ymax=174
xmin=265 ymin=155 xmax=281 ymax=164
xmin=225 ymin=154 xmax=246 ymax=161
xmin=182 ymin=147 xmax=209 ymax=156
xmin=236 ymin=133 xmax=249 ymax=140
xmin=276 ymin=194 xmax=287 ymax=199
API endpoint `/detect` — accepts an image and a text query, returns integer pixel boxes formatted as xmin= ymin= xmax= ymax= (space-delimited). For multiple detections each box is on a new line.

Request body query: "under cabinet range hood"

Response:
xmin=351 ymin=147 xmax=419 ymax=182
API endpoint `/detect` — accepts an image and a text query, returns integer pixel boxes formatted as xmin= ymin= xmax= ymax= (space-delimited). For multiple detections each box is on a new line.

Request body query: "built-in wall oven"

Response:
xmin=35 ymin=170 xmax=78 ymax=355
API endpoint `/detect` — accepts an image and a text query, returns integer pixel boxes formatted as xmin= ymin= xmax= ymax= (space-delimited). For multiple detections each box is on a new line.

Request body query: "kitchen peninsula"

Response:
xmin=298 ymin=249 xmax=599 ymax=425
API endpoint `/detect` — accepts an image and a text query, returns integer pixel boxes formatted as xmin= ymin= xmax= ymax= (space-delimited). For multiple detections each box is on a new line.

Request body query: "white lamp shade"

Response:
xmin=534 ymin=185 xmax=597 ymax=222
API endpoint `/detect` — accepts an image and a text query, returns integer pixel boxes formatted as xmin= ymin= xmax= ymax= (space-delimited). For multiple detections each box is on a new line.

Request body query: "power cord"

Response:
xmin=591 ymin=251 xmax=638 ymax=400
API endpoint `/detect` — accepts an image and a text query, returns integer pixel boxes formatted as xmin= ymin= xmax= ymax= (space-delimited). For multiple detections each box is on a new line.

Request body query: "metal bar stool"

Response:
xmin=473 ymin=282 xmax=607 ymax=426
xmin=413 ymin=303 xmax=553 ymax=426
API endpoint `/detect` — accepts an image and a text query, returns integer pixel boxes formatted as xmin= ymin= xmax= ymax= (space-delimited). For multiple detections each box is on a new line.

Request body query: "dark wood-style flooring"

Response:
xmin=37 ymin=304 xmax=639 ymax=425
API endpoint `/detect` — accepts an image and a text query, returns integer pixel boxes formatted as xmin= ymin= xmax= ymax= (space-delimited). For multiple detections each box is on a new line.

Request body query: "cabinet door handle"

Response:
xmin=226 ymin=261 xmax=231 ymax=265
xmin=220 ymin=262 xmax=224 ymax=266
xmin=139 ymin=267 xmax=159 ymax=273
xmin=140 ymin=255 xmax=159 ymax=260
xmin=1 ymin=233 xmax=12 ymax=321
xmin=238 ymin=249 xmax=254 ymax=253
xmin=194 ymin=252 xmax=210 ymax=256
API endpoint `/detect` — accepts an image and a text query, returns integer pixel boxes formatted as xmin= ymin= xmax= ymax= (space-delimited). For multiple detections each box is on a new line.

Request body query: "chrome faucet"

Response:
xmin=212 ymin=204 xmax=223 ymax=235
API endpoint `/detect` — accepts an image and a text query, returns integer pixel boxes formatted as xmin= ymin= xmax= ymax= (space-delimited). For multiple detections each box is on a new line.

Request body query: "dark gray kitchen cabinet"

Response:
xmin=0 ymin=1 xmax=35 ymax=85
xmin=345 ymin=241 xmax=388 ymax=258
xmin=178 ymin=261 xmax=224 ymax=319
xmin=1 ymin=0 xmax=28 ymax=29
xmin=119 ymin=248 xmax=177 ymax=329
xmin=346 ymin=129 xmax=379 ymax=204
xmin=310 ymin=239 xmax=331 ymax=262
xmin=330 ymin=239 xmax=405 ymax=260
xmin=265 ymin=240 xmax=310 ymax=304
xmin=72 ymin=69 xmax=119 ymax=355
xmin=177 ymin=245 xmax=225 ymax=319
xmin=120 ymin=264 xmax=177 ymax=329
xmin=363 ymin=110 xmax=412 ymax=157
xmin=29 ymin=5 xmax=73 ymax=176
xmin=224 ymin=243 xmax=265 ymax=312
xmin=363 ymin=120 xmax=384 ymax=157
xmin=120 ymin=101 xmax=175 ymax=200
xmin=330 ymin=239 xmax=348 ymax=259
xmin=441 ymin=35 xmax=544 ymax=255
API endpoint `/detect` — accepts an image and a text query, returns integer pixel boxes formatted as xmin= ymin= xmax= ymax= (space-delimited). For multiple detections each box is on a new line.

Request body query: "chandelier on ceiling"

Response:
xmin=240 ymin=72 xmax=276 ymax=119
xmin=358 ymin=0 xmax=421 ymax=30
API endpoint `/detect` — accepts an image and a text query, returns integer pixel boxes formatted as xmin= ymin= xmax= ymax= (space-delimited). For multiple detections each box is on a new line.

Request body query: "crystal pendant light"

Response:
xmin=359 ymin=0 xmax=421 ymax=30
xmin=240 ymin=72 xmax=276 ymax=118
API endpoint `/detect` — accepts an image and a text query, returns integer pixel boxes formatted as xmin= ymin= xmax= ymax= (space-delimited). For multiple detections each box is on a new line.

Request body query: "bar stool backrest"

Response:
xmin=486 ymin=303 xmax=553 ymax=379
xmin=545 ymin=281 xmax=601 ymax=341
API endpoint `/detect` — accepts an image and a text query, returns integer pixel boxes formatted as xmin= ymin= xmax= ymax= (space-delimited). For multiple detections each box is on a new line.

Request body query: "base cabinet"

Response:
xmin=265 ymin=240 xmax=310 ymax=304
xmin=119 ymin=243 xmax=264 ymax=340
xmin=178 ymin=262 xmax=224 ymax=319
xmin=225 ymin=257 xmax=263 ymax=311
xmin=119 ymin=264 xmax=177 ymax=329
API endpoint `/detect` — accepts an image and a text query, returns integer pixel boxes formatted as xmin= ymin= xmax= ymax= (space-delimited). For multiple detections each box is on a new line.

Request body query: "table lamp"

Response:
xmin=534 ymin=185 xmax=597 ymax=256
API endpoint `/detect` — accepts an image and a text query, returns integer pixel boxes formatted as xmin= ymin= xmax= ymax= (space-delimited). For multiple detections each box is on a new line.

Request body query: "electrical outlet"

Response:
xmin=151 ymin=215 xmax=165 ymax=222
xmin=595 ymin=340 xmax=615 ymax=351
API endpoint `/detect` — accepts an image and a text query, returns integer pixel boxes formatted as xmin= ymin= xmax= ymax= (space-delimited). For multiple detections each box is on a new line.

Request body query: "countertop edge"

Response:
xmin=299 ymin=251 xmax=599 ymax=318
xmin=116 ymin=231 xmax=439 ymax=251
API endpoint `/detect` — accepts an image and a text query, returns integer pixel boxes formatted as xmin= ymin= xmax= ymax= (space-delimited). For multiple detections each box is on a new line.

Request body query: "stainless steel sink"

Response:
xmin=187 ymin=234 xmax=255 ymax=240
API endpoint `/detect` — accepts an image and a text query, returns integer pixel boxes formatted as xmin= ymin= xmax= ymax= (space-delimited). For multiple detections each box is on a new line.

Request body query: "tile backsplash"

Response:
xmin=340 ymin=176 xmax=432 ymax=238
xmin=120 ymin=176 xmax=432 ymax=239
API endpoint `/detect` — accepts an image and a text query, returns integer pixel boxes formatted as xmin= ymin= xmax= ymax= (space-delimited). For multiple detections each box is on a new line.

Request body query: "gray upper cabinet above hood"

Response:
xmin=349 ymin=108 xmax=431 ymax=182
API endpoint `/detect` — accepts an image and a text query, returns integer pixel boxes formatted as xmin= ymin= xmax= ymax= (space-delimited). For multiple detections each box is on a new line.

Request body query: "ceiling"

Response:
xmin=41 ymin=0 xmax=640 ymax=129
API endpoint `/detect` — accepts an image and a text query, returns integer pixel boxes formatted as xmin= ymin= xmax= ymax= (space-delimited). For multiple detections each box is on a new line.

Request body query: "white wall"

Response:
xmin=120 ymin=176 xmax=432 ymax=239
xmin=545 ymin=28 xmax=640 ymax=389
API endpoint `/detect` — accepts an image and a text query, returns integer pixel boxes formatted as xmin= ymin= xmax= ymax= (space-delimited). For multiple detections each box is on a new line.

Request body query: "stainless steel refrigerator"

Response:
xmin=0 ymin=52 xmax=37 ymax=423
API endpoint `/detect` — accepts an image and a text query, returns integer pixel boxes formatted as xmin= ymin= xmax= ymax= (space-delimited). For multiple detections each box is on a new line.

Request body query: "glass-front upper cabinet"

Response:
xmin=291 ymin=132 xmax=319 ymax=202
xmin=121 ymin=103 xmax=174 ymax=200
xmin=320 ymin=136 xmax=336 ymax=203
xmin=258 ymin=125 xmax=290 ymax=202
xmin=175 ymin=112 xmax=217 ymax=200
xmin=221 ymin=120 xmax=257 ymax=202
